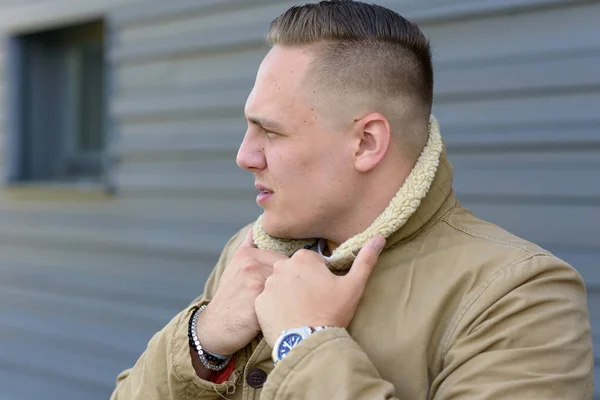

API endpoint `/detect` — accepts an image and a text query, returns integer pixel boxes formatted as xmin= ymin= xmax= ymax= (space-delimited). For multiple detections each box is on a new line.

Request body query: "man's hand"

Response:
xmin=255 ymin=236 xmax=386 ymax=347
xmin=196 ymin=228 xmax=288 ymax=356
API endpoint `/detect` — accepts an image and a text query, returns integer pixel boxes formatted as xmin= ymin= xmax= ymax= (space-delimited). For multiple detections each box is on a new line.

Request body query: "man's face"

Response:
xmin=237 ymin=45 xmax=356 ymax=239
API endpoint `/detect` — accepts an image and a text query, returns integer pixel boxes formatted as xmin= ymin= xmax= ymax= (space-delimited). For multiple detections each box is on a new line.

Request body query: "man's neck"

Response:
xmin=320 ymin=155 xmax=414 ymax=254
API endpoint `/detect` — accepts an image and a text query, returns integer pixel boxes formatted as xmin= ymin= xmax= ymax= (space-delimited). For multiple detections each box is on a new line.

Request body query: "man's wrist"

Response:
xmin=272 ymin=325 xmax=336 ymax=365
xmin=194 ymin=307 xmax=235 ymax=357
xmin=189 ymin=305 xmax=233 ymax=371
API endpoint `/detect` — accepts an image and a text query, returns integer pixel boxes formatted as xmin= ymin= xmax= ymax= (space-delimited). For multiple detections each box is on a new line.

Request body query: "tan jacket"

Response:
xmin=111 ymin=118 xmax=593 ymax=399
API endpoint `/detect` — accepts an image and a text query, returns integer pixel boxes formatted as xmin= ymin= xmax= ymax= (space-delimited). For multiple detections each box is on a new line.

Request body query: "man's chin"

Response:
xmin=261 ymin=214 xmax=307 ymax=239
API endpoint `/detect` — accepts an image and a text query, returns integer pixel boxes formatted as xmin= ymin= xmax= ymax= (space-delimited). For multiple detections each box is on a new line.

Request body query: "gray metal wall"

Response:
xmin=0 ymin=0 xmax=597 ymax=399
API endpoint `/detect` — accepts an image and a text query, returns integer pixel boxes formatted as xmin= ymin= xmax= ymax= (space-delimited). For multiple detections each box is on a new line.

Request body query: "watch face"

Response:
xmin=277 ymin=333 xmax=303 ymax=360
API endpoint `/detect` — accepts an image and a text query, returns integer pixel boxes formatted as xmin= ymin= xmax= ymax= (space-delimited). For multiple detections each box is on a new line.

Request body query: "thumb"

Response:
xmin=345 ymin=236 xmax=385 ymax=291
xmin=240 ymin=227 xmax=257 ymax=249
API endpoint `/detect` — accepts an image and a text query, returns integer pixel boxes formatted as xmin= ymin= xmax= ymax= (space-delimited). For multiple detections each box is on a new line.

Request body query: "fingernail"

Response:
xmin=372 ymin=236 xmax=386 ymax=253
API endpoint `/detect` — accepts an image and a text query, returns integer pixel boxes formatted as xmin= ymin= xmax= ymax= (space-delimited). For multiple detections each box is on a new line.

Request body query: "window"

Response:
xmin=8 ymin=21 xmax=106 ymax=183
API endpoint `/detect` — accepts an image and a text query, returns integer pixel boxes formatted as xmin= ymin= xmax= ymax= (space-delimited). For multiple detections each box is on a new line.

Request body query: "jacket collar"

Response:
xmin=252 ymin=115 xmax=454 ymax=270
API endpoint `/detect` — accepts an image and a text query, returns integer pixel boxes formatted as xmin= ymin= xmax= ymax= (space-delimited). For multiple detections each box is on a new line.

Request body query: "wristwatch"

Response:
xmin=272 ymin=326 xmax=333 ymax=365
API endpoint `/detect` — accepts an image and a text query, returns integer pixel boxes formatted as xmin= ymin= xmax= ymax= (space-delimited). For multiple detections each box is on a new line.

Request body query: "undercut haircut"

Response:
xmin=267 ymin=0 xmax=434 ymax=158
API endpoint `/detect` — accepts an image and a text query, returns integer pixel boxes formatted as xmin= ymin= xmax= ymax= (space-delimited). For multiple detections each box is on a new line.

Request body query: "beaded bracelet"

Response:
xmin=188 ymin=305 xmax=233 ymax=371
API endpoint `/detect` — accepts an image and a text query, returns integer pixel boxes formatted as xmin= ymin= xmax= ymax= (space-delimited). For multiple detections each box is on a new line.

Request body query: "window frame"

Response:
xmin=3 ymin=19 xmax=115 ymax=191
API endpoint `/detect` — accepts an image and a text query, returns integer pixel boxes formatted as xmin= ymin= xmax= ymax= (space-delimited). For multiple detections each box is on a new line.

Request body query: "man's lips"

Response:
xmin=255 ymin=183 xmax=274 ymax=205
xmin=255 ymin=183 xmax=273 ymax=193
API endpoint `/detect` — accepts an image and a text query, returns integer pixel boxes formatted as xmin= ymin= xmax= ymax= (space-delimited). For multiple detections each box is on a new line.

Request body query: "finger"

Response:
xmin=346 ymin=236 xmax=385 ymax=290
xmin=292 ymin=249 xmax=327 ymax=264
xmin=253 ymin=249 xmax=289 ymax=266
xmin=253 ymin=261 xmax=276 ymax=281
xmin=240 ymin=227 xmax=257 ymax=249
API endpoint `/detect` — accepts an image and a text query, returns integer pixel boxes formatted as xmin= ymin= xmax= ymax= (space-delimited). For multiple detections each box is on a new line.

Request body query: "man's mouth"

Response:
xmin=255 ymin=183 xmax=274 ymax=205
xmin=255 ymin=183 xmax=273 ymax=194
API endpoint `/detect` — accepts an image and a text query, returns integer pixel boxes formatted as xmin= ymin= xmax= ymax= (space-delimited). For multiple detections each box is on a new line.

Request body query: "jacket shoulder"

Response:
xmin=436 ymin=205 xmax=589 ymax=344
xmin=441 ymin=206 xmax=552 ymax=258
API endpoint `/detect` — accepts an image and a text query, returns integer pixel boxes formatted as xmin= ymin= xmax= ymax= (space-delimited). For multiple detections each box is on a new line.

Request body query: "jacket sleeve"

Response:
xmin=110 ymin=226 xmax=250 ymax=400
xmin=260 ymin=327 xmax=398 ymax=399
xmin=260 ymin=254 xmax=593 ymax=400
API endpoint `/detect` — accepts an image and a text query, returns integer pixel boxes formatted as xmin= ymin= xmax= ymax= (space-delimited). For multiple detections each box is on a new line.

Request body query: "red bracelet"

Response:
xmin=210 ymin=355 xmax=236 ymax=384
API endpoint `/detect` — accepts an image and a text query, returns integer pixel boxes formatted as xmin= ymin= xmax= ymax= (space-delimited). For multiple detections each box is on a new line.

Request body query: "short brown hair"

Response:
xmin=267 ymin=0 xmax=433 ymax=157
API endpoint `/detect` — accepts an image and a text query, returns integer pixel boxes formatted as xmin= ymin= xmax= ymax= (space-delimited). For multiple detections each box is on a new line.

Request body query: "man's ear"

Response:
xmin=353 ymin=113 xmax=391 ymax=173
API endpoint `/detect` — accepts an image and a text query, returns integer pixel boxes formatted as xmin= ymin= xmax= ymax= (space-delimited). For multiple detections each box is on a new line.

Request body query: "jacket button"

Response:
xmin=246 ymin=368 xmax=267 ymax=388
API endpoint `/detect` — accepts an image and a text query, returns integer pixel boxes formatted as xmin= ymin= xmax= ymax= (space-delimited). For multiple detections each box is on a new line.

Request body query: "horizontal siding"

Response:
xmin=109 ymin=1 xmax=599 ymax=62
xmin=451 ymin=150 xmax=600 ymax=200
xmin=116 ymin=46 xmax=264 ymax=93
xmin=0 ymin=0 xmax=598 ymax=399
xmin=115 ymin=1 xmax=297 ymax=45
xmin=435 ymin=52 xmax=600 ymax=98
xmin=0 ymin=0 xmax=52 ymax=6
xmin=110 ymin=0 xmax=592 ymax=27
xmin=0 ymin=214 xmax=232 ymax=399
xmin=424 ymin=2 xmax=600 ymax=65
xmin=0 ymin=0 xmax=151 ymax=33
xmin=116 ymin=158 xmax=251 ymax=192
xmin=0 ymin=204 xmax=252 ymax=259
xmin=0 ymin=37 xmax=4 ymax=185
xmin=0 ymin=244 xmax=215 ymax=399
xmin=443 ymin=124 xmax=600 ymax=151
xmin=0 ymin=140 xmax=4 ymax=181
xmin=112 ymin=86 xmax=252 ymax=120
xmin=108 ymin=1 xmax=278 ymax=202
xmin=116 ymin=117 xmax=245 ymax=156
xmin=0 ymin=1 xmax=247 ymax=399
xmin=435 ymin=92 xmax=600 ymax=126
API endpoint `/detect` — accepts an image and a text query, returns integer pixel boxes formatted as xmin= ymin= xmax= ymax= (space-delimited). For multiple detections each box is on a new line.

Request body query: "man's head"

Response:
xmin=237 ymin=0 xmax=434 ymax=244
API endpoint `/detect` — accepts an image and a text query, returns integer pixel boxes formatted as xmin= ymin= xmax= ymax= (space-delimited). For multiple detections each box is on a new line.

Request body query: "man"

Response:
xmin=111 ymin=1 xmax=593 ymax=399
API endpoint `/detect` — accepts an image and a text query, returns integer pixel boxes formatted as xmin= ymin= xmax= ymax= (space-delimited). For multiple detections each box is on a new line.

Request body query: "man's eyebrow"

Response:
xmin=246 ymin=116 xmax=286 ymax=132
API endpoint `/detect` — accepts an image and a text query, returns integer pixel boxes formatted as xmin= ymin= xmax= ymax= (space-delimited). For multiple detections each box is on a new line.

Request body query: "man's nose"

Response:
xmin=236 ymin=134 xmax=267 ymax=171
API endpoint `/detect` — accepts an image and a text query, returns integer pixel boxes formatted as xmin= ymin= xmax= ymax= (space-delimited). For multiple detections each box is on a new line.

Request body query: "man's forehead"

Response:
xmin=244 ymin=86 xmax=293 ymax=119
xmin=244 ymin=46 xmax=323 ymax=127
xmin=245 ymin=84 xmax=312 ymax=127
xmin=261 ymin=45 xmax=313 ymax=74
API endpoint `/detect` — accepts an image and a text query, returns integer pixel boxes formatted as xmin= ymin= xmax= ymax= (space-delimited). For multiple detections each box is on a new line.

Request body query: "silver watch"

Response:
xmin=272 ymin=326 xmax=333 ymax=365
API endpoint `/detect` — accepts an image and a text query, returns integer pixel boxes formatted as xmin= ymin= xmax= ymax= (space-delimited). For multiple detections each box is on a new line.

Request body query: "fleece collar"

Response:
xmin=253 ymin=115 xmax=446 ymax=270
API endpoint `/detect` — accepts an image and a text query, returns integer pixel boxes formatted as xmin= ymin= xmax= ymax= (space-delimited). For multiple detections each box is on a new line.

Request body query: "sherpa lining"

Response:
xmin=253 ymin=115 xmax=444 ymax=269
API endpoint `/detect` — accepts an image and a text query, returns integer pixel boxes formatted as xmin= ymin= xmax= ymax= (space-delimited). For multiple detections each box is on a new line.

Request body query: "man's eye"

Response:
xmin=264 ymin=129 xmax=278 ymax=137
